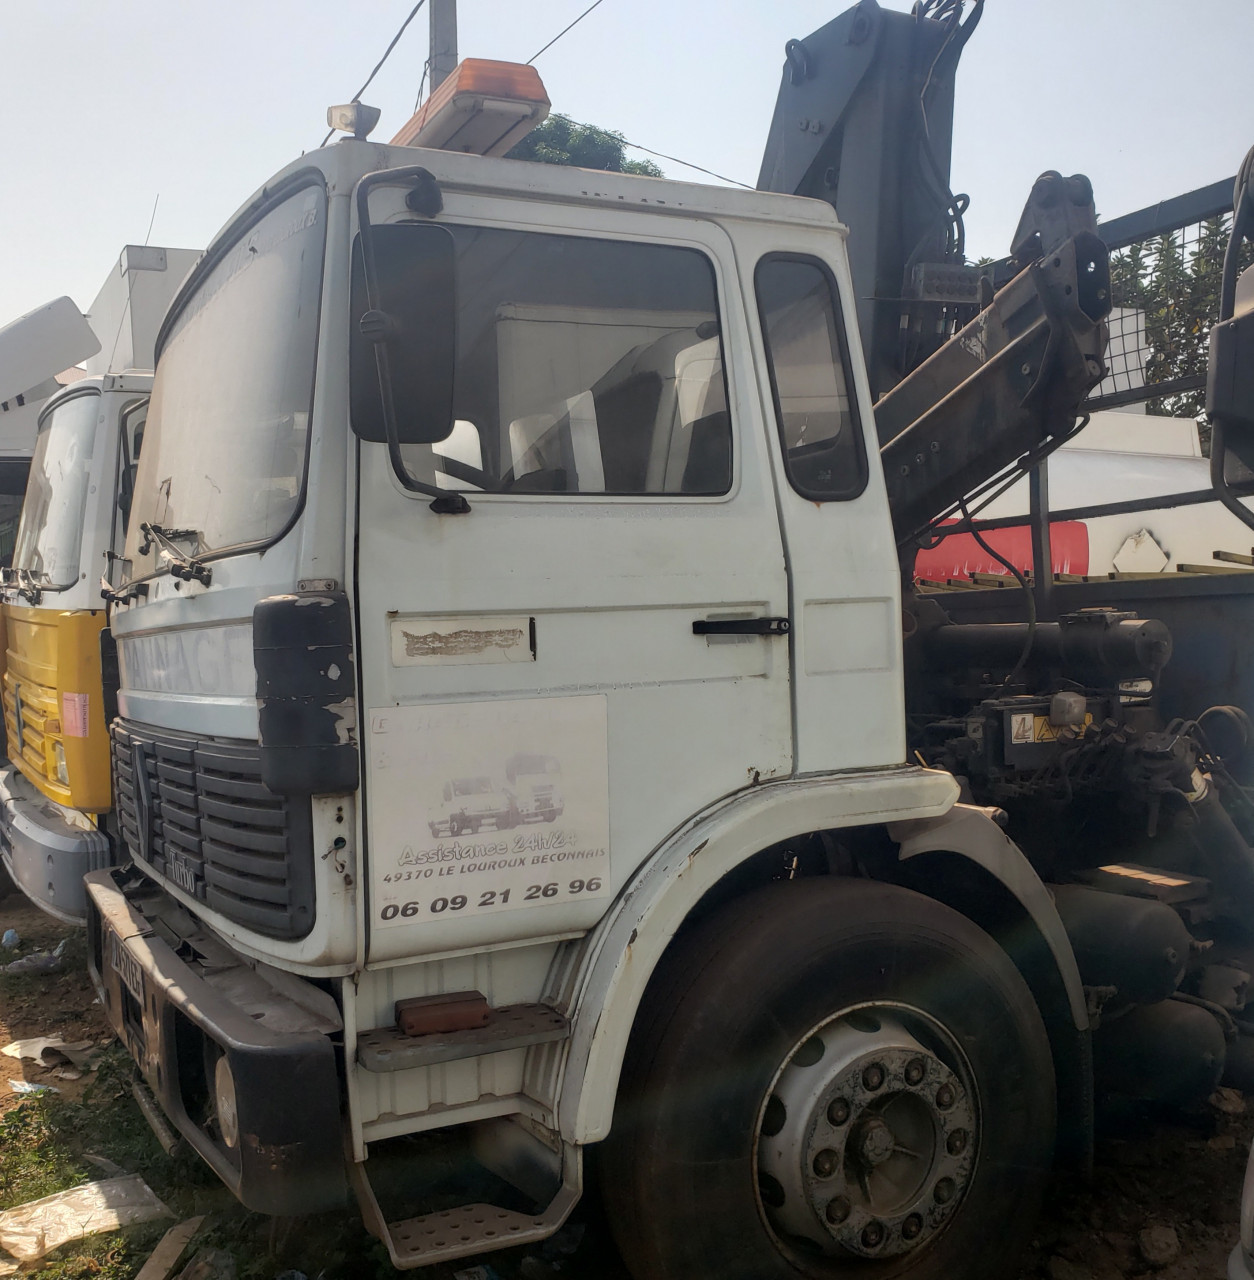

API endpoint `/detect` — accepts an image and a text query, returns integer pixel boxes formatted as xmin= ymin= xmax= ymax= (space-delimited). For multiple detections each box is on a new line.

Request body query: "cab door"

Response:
xmin=353 ymin=192 xmax=792 ymax=962
xmin=736 ymin=223 xmax=906 ymax=775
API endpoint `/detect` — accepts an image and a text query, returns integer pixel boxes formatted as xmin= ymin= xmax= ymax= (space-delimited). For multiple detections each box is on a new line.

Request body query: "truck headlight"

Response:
xmin=214 ymin=1054 xmax=239 ymax=1149
xmin=53 ymin=741 xmax=68 ymax=786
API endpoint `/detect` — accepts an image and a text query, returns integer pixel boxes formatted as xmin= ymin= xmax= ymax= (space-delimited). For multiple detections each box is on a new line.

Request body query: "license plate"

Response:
xmin=108 ymin=929 xmax=145 ymax=1005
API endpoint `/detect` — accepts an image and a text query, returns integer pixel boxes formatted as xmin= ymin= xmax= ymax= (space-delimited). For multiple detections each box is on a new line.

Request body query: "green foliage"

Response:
xmin=1109 ymin=213 xmax=1254 ymax=436
xmin=507 ymin=114 xmax=663 ymax=177
xmin=0 ymin=1048 xmax=406 ymax=1278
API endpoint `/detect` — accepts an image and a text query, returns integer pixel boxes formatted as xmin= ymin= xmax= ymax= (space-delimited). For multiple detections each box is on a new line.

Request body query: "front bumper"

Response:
xmin=85 ymin=866 xmax=346 ymax=1215
xmin=0 ymin=766 xmax=112 ymax=924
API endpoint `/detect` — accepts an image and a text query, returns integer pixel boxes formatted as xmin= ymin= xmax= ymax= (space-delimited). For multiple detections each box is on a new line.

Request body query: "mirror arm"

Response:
xmin=355 ymin=172 xmax=470 ymax=515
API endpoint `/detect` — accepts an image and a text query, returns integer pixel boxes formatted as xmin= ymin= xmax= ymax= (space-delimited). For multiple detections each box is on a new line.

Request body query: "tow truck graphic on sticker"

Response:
xmin=368 ymin=695 xmax=608 ymax=923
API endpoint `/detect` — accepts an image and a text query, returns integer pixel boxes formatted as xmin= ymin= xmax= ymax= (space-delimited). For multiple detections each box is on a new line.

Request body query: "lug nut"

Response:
xmin=947 ymin=1128 xmax=968 ymax=1156
xmin=905 ymin=1058 xmax=926 ymax=1086
xmin=812 ymin=1148 xmax=838 ymax=1178
xmin=861 ymin=1221 xmax=885 ymax=1249
xmin=902 ymin=1213 xmax=923 ymax=1241
xmin=934 ymin=1177 xmax=955 ymax=1205
xmin=827 ymin=1097 xmax=851 ymax=1125
xmin=862 ymin=1063 xmax=885 ymax=1091
xmin=826 ymin=1196 xmax=851 ymax=1225
xmin=935 ymin=1083 xmax=955 ymax=1110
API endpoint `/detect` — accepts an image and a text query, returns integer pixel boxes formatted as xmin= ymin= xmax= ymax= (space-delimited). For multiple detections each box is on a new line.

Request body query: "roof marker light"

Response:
xmin=390 ymin=59 xmax=550 ymax=157
xmin=327 ymin=102 xmax=382 ymax=140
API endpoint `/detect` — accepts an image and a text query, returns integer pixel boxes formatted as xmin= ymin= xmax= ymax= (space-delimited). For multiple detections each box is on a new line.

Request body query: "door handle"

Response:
xmin=692 ymin=617 xmax=790 ymax=636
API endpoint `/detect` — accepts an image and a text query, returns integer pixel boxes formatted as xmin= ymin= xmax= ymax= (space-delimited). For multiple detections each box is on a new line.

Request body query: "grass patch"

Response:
xmin=0 ymin=1046 xmax=398 ymax=1278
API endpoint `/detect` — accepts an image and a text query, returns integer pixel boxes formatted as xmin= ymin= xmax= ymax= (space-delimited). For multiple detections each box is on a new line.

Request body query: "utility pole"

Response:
xmin=429 ymin=0 xmax=458 ymax=93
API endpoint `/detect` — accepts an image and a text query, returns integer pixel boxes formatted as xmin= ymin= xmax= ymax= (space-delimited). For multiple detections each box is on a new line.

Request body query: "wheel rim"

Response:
xmin=754 ymin=1004 xmax=979 ymax=1262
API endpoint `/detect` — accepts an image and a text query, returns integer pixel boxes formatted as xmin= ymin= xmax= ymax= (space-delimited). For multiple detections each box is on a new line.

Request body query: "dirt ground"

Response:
xmin=0 ymin=897 xmax=112 ymax=1116
xmin=1 ymin=889 xmax=1251 ymax=1279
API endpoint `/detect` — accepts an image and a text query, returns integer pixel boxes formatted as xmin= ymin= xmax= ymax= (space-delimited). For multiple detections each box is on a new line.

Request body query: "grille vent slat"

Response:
xmin=110 ymin=719 xmax=315 ymax=940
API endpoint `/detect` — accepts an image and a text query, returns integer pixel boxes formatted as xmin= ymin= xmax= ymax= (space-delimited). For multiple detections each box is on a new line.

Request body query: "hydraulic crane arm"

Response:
xmin=760 ymin=1 xmax=1110 ymax=549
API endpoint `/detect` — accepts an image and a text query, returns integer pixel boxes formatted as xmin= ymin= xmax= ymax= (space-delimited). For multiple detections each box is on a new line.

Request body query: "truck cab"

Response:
xmin=0 ymin=246 xmax=199 ymax=922
xmin=85 ymin=120 xmax=964 ymax=1255
xmin=0 ymin=374 xmax=148 ymax=920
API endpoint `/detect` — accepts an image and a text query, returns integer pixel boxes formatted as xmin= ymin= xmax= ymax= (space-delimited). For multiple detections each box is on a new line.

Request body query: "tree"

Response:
xmin=507 ymin=114 xmax=663 ymax=177
xmin=1108 ymin=214 xmax=1254 ymax=436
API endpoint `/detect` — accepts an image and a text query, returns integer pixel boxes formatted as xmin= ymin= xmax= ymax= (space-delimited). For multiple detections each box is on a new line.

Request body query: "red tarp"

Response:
xmin=914 ymin=520 xmax=1089 ymax=582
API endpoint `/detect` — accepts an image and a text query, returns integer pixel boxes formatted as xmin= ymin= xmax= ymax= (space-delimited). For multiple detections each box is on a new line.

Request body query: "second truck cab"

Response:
xmin=0 ymin=246 xmax=199 ymax=922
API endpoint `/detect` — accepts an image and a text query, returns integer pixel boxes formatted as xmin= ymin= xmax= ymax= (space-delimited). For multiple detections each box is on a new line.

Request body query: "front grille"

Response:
xmin=3 ymin=672 xmax=59 ymax=793
xmin=111 ymin=718 xmax=315 ymax=940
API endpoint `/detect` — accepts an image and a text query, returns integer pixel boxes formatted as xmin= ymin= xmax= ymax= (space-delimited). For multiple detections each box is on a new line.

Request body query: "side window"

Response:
xmin=353 ymin=226 xmax=733 ymax=496
xmin=755 ymin=255 xmax=867 ymax=501
xmin=116 ymin=400 xmax=148 ymax=537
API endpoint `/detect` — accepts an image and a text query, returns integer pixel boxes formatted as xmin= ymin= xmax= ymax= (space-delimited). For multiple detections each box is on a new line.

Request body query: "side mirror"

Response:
xmin=350 ymin=222 xmax=456 ymax=447
xmin=1207 ymin=148 xmax=1254 ymax=531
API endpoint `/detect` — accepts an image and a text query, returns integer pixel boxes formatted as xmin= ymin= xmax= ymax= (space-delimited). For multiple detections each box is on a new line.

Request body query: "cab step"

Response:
xmin=357 ymin=1002 xmax=570 ymax=1071
xmin=349 ymin=1142 xmax=582 ymax=1269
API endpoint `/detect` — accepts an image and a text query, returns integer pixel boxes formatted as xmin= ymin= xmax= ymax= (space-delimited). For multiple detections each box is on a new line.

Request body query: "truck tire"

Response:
xmin=600 ymin=878 xmax=1054 ymax=1280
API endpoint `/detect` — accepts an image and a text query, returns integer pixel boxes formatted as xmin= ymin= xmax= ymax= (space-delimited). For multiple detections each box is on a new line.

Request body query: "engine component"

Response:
xmin=924 ymin=612 xmax=1171 ymax=683
xmin=1052 ymin=884 xmax=1192 ymax=1014
xmin=1092 ymin=999 xmax=1225 ymax=1108
xmin=1220 ymin=1033 xmax=1254 ymax=1094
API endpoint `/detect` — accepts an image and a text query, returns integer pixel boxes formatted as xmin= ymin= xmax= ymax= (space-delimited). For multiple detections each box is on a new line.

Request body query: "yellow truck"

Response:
xmin=0 ymin=246 xmax=198 ymax=921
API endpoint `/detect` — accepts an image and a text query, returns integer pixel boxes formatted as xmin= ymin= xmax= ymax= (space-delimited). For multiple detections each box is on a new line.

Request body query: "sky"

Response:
xmin=3 ymin=0 xmax=1252 ymax=326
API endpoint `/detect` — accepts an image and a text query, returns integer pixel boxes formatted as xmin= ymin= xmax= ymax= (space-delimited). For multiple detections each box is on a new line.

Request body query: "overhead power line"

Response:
xmin=320 ymin=0 xmax=428 ymax=146
xmin=527 ymin=0 xmax=607 ymax=64
xmin=619 ymin=140 xmax=753 ymax=189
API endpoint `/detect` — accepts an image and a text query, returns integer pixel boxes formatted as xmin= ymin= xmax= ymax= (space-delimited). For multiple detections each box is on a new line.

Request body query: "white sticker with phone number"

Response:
xmin=368 ymin=694 xmax=609 ymax=925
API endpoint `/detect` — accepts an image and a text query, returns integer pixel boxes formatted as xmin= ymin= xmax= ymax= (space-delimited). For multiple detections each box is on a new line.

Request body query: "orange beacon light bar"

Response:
xmin=391 ymin=59 xmax=551 ymax=157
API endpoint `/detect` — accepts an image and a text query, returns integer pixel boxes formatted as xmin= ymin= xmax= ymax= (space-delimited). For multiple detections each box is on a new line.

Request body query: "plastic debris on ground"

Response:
xmin=2 ymin=1036 xmax=100 ymax=1069
xmin=8 ymin=1080 xmax=58 ymax=1095
xmin=453 ymin=1266 xmax=501 ymax=1280
xmin=1 ymin=938 xmax=68 ymax=976
xmin=0 ymin=1174 xmax=171 ymax=1262
xmin=0 ymin=929 xmax=18 ymax=949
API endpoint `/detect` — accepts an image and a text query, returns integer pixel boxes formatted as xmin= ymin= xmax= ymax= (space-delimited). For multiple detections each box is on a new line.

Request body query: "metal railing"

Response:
xmin=1088 ymin=176 xmax=1249 ymax=417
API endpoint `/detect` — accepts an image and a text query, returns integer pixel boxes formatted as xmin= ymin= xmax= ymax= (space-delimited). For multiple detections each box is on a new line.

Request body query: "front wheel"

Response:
xmin=601 ymin=878 xmax=1055 ymax=1280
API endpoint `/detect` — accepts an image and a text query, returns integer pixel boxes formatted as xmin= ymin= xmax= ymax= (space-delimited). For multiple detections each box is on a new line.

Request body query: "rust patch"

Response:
xmin=243 ymin=1132 xmax=305 ymax=1172
xmin=401 ymin=627 xmax=525 ymax=658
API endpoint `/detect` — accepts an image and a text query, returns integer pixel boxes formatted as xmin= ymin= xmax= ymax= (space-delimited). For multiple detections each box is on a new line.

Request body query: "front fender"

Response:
xmin=555 ymin=765 xmax=959 ymax=1144
xmin=887 ymin=804 xmax=1088 ymax=1031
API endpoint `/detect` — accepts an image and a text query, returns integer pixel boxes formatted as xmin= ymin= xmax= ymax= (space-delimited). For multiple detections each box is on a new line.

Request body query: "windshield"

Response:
xmin=12 ymin=392 xmax=99 ymax=587
xmin=124 ymin=182 xmax=326 ymax=576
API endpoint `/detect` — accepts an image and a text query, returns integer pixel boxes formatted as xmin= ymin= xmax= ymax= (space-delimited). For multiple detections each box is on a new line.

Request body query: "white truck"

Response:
xmin=0 ymin=246 xmax=199 ymax=922
xmin=505 ymin=751 xmax=564 ymax=823
xmin=81 ymin=43 xmax=1254 ymax=1280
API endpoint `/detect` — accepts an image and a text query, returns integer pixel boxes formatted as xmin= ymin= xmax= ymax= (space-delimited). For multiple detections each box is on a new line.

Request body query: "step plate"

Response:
xmin=350 ymin=1154 xmax=583 ymax=1269
xmin=392 ymin=1203 xmax=548 ymax=1259
xmin=358 ymin=1002 xmax=570 ymax=1071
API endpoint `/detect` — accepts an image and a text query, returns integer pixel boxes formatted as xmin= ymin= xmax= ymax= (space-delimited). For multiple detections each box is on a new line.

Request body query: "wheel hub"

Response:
xmin=755 ymin=1009 xmax=978 ymax=1260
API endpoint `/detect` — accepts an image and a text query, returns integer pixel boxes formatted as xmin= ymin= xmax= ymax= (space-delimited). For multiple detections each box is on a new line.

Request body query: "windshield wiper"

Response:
xmin=2 ymin=567 xmax=54 ymax=605
xmin=138 ymin=522 xmax=212 ymax=586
